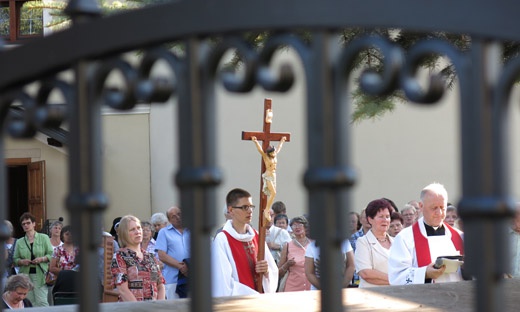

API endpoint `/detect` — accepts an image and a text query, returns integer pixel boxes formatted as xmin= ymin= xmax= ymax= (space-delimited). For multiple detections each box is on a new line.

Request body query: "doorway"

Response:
xmin=6 ymin=158 xmax=46 ymax=238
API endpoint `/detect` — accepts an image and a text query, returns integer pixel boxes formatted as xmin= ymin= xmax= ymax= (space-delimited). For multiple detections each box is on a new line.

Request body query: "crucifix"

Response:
xmin=242 ymin=98 xmax=291 ymax=292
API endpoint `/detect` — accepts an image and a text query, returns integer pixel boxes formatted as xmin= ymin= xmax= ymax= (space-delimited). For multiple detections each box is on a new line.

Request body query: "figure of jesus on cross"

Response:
xmin=251 ymin=134 xmax=286 ymax=221
xmin=242 ymin=98 xmax=290 ymax=292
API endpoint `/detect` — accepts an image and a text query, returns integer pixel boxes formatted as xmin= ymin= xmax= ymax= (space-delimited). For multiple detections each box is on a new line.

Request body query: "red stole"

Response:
xmin=413 ymin=222 xmax=464 ymax=267
xmin=223 ymin=230 xmax=259 ymax=290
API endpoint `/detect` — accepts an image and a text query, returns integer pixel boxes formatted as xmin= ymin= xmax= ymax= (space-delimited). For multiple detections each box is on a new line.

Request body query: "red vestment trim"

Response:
xmin=412 ymin=222 xmax=464 ymax=267
xmin=223 ymin=230 xmax=259 ymax=290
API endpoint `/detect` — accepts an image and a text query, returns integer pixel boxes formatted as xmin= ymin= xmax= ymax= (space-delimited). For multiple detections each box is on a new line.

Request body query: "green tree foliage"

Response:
xmin=20 ymin=2 xmax=43 ymax=35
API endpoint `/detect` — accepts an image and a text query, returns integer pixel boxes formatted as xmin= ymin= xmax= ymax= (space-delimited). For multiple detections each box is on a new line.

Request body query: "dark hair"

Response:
xmin=19 ymin=212 xmax=35 ymax=224
xmin=274 ymin=214 xmax=289 ymax=226
xmin=365 ymin=199 xmax=395 ymax=220
xmin=272 ymin=201 xmax=286 ymax=214
xmin=110 ymin=217 xmax=122 ymax=242
xmin=266 ymin=146 xmax=275 ymax=155
xmin=383 ymin=197 xmax=399 ymax=213
xmin=226 ymin=188 xmax=251 ymax=206
xmin=390 ymin=212 xmax=403 ymax=224
xmin=60 ymin=225 xmax=72 ymax=241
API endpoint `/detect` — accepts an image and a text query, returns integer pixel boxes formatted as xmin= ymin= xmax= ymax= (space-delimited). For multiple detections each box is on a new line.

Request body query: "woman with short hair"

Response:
xmin=150 ymin=213 xmax=168 ymax=240
xmin=277 ymin=216 xmax=311 ymax=292
xmin=111 ymin=215 xmax=165 ymax=301
xmin=13 ymin=213 xmax=53 ymax=307
xmin=2 ymin=274 xmax=34 ymax=309
xmin=388 ymin=212 xmax=404 ymax=237
xmin=48 ymin=221 xmax=63 ymax=249
xmin=354 ymin=199 xmax=395 ymax=288
xmin=141 ymin=221 xmax=158 ymax=258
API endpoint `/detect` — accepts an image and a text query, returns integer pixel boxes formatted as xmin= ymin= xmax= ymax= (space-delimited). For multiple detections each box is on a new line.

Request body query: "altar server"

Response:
xmin=212 ymin=188 xmax=278 ymax=296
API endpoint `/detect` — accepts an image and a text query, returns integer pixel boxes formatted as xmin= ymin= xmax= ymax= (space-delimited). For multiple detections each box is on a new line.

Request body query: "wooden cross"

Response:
xmin=242 ymin=98 xmax=291 ymax=292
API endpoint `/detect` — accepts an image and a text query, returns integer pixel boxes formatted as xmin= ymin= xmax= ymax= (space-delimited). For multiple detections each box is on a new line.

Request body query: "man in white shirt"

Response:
xmin=388 ymin=183 xmax=464 ymax=285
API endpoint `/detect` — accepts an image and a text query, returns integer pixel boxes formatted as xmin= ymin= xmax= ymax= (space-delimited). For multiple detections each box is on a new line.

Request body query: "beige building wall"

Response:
xmin=102 ymin=111 xmax=151 ymax=229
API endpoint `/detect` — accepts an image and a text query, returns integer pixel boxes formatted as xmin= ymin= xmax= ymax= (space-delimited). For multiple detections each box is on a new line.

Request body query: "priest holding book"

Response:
xmin=388 ymin=183 xmax=464 ymax=285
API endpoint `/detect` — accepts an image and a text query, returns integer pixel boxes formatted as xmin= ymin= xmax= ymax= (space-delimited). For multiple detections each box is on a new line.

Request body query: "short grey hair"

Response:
xmin=401 ymin=204 xmax=416 ymax=214
xmin=50 ymin=220 xmax=63 ymax=229
xmin=150 ymin=212 xmax=168 ymax=225
xmin=4 ymin=220 xmax=13 ymax=235
xmin=5 ymin=274 xmax=33 ymax=292
xmin=141 ymin=221 xmax=155 ymax=234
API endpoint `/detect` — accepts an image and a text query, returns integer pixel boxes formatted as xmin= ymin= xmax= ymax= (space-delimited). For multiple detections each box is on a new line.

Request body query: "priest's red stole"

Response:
xmin=413 ymin=222 xmax=464 ymax=267
xmin=223 ymin=230 xmax=259 ymax=290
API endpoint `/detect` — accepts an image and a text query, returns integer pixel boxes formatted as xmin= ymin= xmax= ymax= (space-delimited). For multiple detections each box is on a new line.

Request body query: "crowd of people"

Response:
xmin=2 ymin=181 xmax=520 ymax=307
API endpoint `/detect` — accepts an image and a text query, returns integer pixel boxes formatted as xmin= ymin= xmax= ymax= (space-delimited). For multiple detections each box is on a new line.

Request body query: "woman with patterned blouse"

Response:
xmin=111 ymin=215 xmax=165 ymax=301
xmin=50 ymin=225 xmax=79 ymax=274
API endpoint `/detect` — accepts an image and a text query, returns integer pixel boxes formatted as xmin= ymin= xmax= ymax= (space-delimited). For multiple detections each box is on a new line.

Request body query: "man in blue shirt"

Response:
xmin=156 ymin=206 xmax=190 ymax=299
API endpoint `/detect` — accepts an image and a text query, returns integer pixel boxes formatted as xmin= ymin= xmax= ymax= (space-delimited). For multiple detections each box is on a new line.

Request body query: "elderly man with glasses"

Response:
xmin=211 ymin=188 xmax=278 ymax=297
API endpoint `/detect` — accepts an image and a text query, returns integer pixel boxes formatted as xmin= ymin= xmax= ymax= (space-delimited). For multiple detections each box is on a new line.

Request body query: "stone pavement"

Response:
xmin=24 ymin=278 xmax=520 ymax=312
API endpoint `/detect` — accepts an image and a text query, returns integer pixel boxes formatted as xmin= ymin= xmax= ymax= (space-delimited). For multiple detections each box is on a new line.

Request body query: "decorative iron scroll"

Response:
xmin=1 ymin=0 xmax=520 ymax=311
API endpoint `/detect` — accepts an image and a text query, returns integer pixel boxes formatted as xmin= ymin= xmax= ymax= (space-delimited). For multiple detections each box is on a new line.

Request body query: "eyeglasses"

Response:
xmin=21 ymin=221 xmax=32 ymax=226
xmin=291 ymin=223 xmax=304 ymax=228
xmin=402 ymin=214 xmax=415 ymax=217
xmin=232 ymin=205 xmax=255 ymax=211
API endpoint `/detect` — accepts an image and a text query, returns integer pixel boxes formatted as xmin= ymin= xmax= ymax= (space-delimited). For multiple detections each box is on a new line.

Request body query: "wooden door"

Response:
xmin=27 ymin=160 xmax=46 ymax=231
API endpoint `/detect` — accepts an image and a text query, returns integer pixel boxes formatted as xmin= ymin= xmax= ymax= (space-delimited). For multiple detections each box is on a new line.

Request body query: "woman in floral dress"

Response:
xmin=111 ymin=215 xmax=165 ymax=301
xmin=50 ymin=225 xmax=79 ymax=274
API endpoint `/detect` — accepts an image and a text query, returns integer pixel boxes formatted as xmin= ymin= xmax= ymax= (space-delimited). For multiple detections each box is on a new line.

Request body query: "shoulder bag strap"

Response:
xmin=24 ymin=236 xmax=47 ymax=274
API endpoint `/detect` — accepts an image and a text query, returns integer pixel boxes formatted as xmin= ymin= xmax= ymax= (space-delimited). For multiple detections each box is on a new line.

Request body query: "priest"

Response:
xmin=212 ymin=188 xmax=278 ymax=296
xmin=388 ymin=183 xmax=464 ymax=284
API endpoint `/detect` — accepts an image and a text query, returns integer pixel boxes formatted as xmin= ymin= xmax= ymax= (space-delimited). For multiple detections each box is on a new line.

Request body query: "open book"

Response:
xmin=434 ymin=255 xmax=464 ymax=273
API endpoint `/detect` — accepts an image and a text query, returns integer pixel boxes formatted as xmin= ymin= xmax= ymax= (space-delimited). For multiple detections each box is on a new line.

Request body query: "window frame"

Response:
xmin=0 ymin=0 xmax=43 ymax=43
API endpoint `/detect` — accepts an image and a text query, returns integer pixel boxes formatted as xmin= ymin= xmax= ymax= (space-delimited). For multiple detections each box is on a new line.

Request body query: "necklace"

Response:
xmin=294 ymin=237 xmax=309 ymax=249
xmin=375 ymin=234 xmax=387 ymax=243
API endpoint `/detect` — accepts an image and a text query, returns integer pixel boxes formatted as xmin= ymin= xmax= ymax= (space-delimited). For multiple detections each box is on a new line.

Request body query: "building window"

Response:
xmin=0 ymin=0 xmax=43 ymax=43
